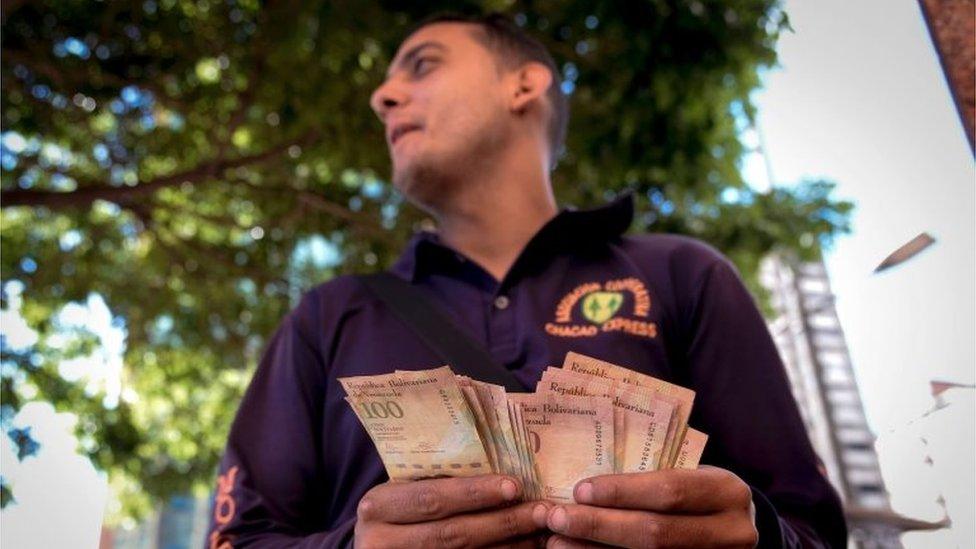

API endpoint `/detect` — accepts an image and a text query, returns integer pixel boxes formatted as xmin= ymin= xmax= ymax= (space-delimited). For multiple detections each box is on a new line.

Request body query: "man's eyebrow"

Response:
xmin=386 ymin=41 xmax=447 ymax=79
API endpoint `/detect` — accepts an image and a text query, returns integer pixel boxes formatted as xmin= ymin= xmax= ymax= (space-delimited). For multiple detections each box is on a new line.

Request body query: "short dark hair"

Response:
xmin=405 ymin=12 xmax=570 ymax=171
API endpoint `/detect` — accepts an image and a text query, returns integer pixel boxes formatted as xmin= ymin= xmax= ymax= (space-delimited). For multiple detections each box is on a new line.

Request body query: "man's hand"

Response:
xmin=543 ymin=466 xmax=757 ymax=548
xmin=354 ymin=474 xmax=552 ymax=548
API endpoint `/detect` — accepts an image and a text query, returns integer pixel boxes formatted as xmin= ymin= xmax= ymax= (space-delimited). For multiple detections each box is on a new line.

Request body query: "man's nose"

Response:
xmin=369 ymin=78 xmax=406 ymax=121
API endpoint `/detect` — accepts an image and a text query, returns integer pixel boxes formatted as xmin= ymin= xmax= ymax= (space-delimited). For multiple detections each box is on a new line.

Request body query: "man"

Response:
xmin=208 ymin=12 xmax=846 ymax=548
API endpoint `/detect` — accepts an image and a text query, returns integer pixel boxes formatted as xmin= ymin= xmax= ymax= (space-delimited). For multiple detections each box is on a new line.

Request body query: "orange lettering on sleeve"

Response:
xmin=210 ymin=465 xmax=240 ymax=549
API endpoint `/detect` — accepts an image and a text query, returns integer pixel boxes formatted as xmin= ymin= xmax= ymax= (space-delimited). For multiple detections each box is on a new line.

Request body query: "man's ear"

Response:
xmin=510 ymin=61 xmax=553 ymax=114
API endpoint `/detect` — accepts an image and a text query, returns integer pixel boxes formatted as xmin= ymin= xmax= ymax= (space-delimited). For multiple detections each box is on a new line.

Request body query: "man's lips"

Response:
xmin=393 ymin=129 xmax=420 ymax=147
xmin=388 ymin=124 xmax=422 ymax=147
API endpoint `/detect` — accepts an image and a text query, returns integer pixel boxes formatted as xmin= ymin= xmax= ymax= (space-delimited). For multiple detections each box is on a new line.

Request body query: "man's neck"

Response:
xmin=434 ymin=148 xmax=557 ymax=283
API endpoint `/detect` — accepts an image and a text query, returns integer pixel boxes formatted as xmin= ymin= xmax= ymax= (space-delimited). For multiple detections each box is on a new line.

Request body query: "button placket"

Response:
xmin=487 ymin=289 xmax=518 ymax=364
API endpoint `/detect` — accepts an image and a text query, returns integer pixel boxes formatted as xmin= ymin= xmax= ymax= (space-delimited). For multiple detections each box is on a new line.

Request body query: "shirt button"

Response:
xmin=493 ymin=295 xmax=510 ymax=310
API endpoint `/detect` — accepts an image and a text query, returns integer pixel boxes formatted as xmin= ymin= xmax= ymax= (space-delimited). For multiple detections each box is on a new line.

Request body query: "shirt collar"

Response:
xmin=391 ymin=192 xmax=635 ymax=283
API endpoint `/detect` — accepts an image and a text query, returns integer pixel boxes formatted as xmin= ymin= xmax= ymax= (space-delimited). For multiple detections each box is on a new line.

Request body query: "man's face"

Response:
xmin=369 ymin=23 xmax=512 ymax=210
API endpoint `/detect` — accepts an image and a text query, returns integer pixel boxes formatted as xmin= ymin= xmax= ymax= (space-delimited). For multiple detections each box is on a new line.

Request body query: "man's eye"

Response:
xmin=413 ymin=57 xmax=435 ymax=74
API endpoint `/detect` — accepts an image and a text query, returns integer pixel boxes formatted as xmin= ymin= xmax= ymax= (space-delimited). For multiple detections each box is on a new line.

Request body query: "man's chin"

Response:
xmin=391 ymin=158 xmax=454 ymax=214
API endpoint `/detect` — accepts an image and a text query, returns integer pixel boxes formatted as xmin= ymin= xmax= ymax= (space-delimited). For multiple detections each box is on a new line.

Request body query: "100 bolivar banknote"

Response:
xmin=339 ymin=353 xmax=708 ymax=503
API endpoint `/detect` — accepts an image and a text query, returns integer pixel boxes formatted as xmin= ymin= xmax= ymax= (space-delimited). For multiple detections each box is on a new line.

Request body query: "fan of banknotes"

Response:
xmin=339 ymin=352 xmax=707 ymax=503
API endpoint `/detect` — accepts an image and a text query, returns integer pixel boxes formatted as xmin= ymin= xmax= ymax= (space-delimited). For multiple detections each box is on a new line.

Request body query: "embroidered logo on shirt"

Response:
xmin=545 ymin=277 xmax=657 ymax=339
xmin=209 ymin=465 xmax=239 ymax=549
xmin=580 ymin=291 xmax=623 ymax=324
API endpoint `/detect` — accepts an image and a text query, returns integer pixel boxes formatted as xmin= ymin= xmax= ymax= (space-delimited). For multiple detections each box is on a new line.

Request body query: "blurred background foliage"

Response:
xmin=0 ymin=0 xmax=851 ymax=520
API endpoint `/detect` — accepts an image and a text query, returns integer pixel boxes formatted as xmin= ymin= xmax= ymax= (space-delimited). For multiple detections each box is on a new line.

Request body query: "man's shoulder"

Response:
xmin=285 ymin=274 xmax=379 ymax=330
xmin=302 ymin=274 xmax=373 ymax=310
xmin=618 ymin=232 xmax=730 ymax=274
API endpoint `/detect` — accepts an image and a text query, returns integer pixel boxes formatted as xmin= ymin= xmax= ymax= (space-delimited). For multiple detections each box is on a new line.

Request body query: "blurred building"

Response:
xmin=100 ymin=494 xmax=211 ymax=549
xmin=760 ymin=255 xmax=946 ymax=549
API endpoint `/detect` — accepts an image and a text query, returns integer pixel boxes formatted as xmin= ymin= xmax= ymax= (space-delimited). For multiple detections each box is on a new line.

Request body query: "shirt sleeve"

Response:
xmin=680 ymin=258 xmax=847 ymax=548
xmin=206 ymin=295 xmax=354 ymax=548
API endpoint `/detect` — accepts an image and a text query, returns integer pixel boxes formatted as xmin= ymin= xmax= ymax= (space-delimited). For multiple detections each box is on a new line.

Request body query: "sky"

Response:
xmin=0 ymin=292 xmax=114 ymax=548
xmin=2 ymin=1 xmax=975 ymax=548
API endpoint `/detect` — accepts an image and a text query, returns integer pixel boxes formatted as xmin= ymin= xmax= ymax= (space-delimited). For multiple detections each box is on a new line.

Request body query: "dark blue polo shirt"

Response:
xmin=207 ymin=194 xmax=846 ymax=548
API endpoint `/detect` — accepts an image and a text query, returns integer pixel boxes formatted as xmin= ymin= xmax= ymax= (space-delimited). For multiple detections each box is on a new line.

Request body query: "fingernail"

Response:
xmin=574 ymin=481 xmax=593 ymax=504
xmin=501 ymin=478 xmax=519 ymax=501
xmin=548 ymin=506 xmax=568 ymax=533
xmin=532 ymin=503 xmax=549 ymax=527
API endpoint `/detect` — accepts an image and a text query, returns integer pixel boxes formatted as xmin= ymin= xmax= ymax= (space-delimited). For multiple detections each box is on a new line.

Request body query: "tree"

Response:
xmin=0 ymin=0 xmax=851 ymax=519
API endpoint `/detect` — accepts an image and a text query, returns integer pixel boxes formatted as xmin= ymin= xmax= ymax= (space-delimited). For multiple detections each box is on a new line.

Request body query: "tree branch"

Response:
xmin=295 ymin=191 xmax=389 ymax=239
xmin=150 ymin=200 xmax=249 ymax=230
xmin=1 ymin=130 xmax=319 ymax=210
xmin=3 ymin=48 xmax=191 ymax=115
xmin=236 ymin=179 xmax=390 ymax=239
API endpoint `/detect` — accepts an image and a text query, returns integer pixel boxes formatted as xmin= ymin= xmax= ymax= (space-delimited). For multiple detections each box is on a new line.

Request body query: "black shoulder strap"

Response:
xmin=357 ymin=272 xmax=526 ymax=392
